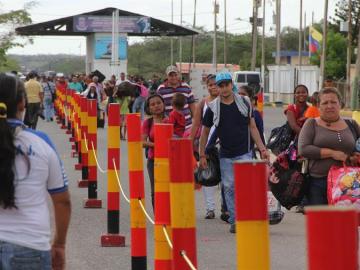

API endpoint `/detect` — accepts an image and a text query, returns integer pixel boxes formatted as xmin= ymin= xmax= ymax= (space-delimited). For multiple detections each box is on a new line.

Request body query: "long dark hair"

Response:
xmin=0 ymin=73 xmax=26 ymax=209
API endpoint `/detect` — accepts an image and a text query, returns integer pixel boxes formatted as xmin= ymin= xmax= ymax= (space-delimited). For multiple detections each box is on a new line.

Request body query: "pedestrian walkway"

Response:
xmin=39 ymin=119 xmax=308 ymax=270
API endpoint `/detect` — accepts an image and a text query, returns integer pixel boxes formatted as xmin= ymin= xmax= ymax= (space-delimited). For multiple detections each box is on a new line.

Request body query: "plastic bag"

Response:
xmin=266 ymin=123 xmax=294 ymax=155
xmin=196 ymin=146 xmax=221 ymax=187
xmin=327 ymin=164 xmax=360 ymax=208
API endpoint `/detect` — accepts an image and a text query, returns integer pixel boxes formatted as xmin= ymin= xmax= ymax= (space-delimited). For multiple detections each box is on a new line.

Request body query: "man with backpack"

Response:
xmin=199 ymin=71 xmax=269 ymax=233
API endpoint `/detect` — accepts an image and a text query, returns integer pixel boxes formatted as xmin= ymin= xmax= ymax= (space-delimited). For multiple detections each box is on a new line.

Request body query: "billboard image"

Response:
xmin=94 ymin=36 xmax=127 ymax=60
xmin=73 ymin=16 xmax=151 ymax=33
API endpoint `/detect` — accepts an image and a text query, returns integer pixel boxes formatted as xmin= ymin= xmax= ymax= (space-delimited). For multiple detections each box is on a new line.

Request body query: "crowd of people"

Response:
xmin=1 ymin=64 xmax=360 ymax=268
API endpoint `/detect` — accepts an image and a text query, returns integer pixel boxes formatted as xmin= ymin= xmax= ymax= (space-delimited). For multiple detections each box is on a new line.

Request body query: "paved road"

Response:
xmin=43 ymin=107 xmax=308 ymax=270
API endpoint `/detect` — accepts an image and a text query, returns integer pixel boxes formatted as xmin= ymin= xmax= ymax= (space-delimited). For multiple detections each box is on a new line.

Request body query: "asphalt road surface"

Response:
xmin=40 ymin=107 xmax=337 ymax=270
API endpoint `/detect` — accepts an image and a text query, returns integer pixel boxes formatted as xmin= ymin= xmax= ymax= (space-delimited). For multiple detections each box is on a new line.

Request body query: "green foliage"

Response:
xmin=0 ymin=57 xmax=19 ymax=72
xmin=128 ymin=30 xmax=286 ymax=77
xmin=331 ymin=0 xmax=360 ymax=45
xmin=0 ymin=1 xmax=35 ymax=60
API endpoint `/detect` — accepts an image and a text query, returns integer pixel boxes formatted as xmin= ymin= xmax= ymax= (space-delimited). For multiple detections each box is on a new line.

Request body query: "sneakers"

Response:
xmin=205 ymin=210 xmax=215 ymax=219
xmin=220 ymin=212 xmax=230 ymax=223
xmin=229 ymin=224 xmax=236 ymax=233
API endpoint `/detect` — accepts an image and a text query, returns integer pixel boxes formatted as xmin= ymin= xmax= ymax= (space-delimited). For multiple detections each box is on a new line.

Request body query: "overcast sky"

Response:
xmin=4 ymin=0 xmax=337 ymax=55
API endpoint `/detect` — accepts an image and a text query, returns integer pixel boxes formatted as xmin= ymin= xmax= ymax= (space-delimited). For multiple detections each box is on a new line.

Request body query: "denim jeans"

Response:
xmin=220 ymin=152 xmax=253 ymax=225
xmin=307 ymin=176 xmax=328 ymax=205
xmin=0 ymin=241 xmax=51 ymax=270
xmin=202 ymin=186 xmax=216 ymax=212
xmin=43 ymin=97 xmax=54 ymax=121
xmin=132 ymin=96 xmax=145 ymax=119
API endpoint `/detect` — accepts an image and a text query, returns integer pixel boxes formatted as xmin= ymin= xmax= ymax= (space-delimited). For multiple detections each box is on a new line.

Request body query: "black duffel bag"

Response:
xmin=195 ymin=146 xmax=221 ymax=187
xmin=266 ymin=122 xmax=294 ymax=155
xmin=268 ymin=149 xmax=309 ymax=210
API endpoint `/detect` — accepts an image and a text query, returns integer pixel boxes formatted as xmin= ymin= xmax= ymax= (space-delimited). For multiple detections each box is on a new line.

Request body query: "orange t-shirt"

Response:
xmin=304 ymin=105 xmax=320 ymax=118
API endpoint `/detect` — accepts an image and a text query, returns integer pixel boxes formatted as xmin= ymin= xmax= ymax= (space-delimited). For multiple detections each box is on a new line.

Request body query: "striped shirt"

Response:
xmin=157 ymin=82 xmax=195 ymax=129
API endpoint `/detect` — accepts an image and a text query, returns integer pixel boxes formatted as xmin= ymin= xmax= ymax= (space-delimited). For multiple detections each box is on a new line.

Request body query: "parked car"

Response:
xmin=233 ymin=71 xmax=262 ymax=93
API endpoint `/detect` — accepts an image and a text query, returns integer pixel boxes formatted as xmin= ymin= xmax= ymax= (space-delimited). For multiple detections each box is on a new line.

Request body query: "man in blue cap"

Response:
xmin=199 ymin=71 xmax=269 ymax=233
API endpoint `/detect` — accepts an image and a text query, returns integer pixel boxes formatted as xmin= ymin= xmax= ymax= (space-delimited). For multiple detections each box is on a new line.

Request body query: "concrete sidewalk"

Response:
xmin=40 ymin=118 xmax=309 ymax=270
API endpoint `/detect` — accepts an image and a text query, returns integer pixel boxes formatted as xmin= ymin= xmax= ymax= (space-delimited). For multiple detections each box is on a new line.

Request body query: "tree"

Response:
xmin=0 ymin=1 xmax=34 ymax=66
xmin=331 ymin=0 xmax=360 ymax=45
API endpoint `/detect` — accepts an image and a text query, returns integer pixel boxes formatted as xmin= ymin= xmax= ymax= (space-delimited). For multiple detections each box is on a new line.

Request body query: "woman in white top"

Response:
xmin=0 ymin=73 xmax=71 ymax=270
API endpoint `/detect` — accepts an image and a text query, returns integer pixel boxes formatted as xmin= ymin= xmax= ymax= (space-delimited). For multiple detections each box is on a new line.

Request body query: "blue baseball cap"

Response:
xmin=215 ymin=71 xmax=232 ymax=85
xmin=215 ymin=71 xmax=238 ymax=92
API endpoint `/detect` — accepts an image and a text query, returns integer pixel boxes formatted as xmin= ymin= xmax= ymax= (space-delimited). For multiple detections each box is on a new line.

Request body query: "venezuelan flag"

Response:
xmin=309 ymin=26 xmax=322 ymax=54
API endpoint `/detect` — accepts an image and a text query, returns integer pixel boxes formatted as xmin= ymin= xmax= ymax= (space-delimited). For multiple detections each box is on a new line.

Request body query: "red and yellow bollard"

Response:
xmin=306 ymin=206 xmax=358 ymax=270
xmin=154 ymin=124 xmax=174 ymax=270
xmin=66 ymin=88 xmax=72 ymax=134
xmin=101 ymin=103 xmax=125 ymax=247
xmin=78 ymin=97 xmax=88 ymax=187
xmin=84 ymin=99 xmax=102 ymax=208
xmin=234 ymin=160 xmax=270 ymax=270
xmin=71 ymin=93 xmax=80 ymax=158
xmin=169 ymin=139 xmax=197 ymax=270
xmin=127 ymin=113 xmax=147 ymax=270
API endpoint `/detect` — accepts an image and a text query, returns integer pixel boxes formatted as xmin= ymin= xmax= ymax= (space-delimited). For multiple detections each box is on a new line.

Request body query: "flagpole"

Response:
xmin=319 ymin=0 xmax=328 ymax=90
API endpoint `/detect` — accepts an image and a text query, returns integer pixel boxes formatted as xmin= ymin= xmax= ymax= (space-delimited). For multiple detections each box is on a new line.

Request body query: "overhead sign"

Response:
xmin=73 ymin=16 xmax=151 ymax=33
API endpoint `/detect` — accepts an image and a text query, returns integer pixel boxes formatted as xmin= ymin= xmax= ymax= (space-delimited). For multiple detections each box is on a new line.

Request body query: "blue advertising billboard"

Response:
xmin=94 ymin=36 xmax=127 ymax=60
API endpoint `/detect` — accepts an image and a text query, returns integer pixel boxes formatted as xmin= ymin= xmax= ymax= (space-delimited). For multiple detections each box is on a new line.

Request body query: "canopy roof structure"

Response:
xmin=16 ymin=7 xmax=198 ymax=37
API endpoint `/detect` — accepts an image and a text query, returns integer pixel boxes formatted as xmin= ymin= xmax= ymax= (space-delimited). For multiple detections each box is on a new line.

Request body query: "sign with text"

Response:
xmin=73 ymin=16 xmax=151 ymax=33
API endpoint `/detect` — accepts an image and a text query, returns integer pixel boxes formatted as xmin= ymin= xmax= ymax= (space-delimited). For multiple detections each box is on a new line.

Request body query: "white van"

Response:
xmin=233 ymin=71 xmax=262 ymax=93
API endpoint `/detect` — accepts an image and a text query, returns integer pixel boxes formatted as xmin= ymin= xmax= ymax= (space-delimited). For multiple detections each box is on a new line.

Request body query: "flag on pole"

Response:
xmin=309 ymin=26 xmax=322 ymax=54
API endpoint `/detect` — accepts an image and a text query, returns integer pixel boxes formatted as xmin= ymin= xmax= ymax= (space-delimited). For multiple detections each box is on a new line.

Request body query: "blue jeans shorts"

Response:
xmin=0 ymin=241 xmax=51 ymax=270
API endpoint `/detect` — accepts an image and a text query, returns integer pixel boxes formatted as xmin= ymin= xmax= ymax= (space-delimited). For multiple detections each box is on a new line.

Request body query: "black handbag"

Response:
xmin=266 ymin=122 xmax=294 ymax=155
xmin=196 ymin=146 xmax=221 ymax=187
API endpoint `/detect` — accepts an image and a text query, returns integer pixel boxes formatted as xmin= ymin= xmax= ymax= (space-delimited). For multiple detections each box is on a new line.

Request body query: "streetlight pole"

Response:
xmin=192 ymin=0 xmax=197 ymax=67
xmin=298 ymin=0 xmax=303 ymax=84
xmin=276 ymin=0 xmax=281 ymax=101
xmin=319 ymin=0 xmax=328 ymax=90
xmin=224 ymin=0 xmax=227 ymax=67
xmin=251 ymin=0 xmax=258 ymax=71
xmin=179 ymin=0 xmax=183 ymax=77
xmin=261 ymin=0 xmax=266 ymax=87
xmin=170 ymin=0 xmax=174 ymax=65
xmin=346 ymin=0 xmax=352 ymax=107
xmin=212 ymin=0 xmax=218 ymax=70
xmin=351 ymin=12 xmax=360 ymax=110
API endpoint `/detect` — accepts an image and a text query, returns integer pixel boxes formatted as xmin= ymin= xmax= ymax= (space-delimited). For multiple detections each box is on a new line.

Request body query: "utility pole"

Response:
xmin=298 ymin=0 xmax=303 ymax=84
xmin=179 ymin=0 xmax=183 ymax=77
xmin=346 ymin=0 xmax=352 ymax=107
xmin=251 ymin=0 xmax=259 ymax=71
xmin=319 ymin=0 xmax=328 ymax=90
xmin=212 ymin=1 xmax=219 ymax=70
xmin=276 ymin=0 xmax=281 ymax=101
xmin=261 ymin=0 xmax=266 ymax=88
xmin=351 ymin=12 xmax=360 ymax=110
xmin=304 ymin=12 xmax=307 ymax=55
xmin=224 ymin=0 xmax=227 ymax=67
xmin=170 ymin=0 xmax=174 ymax=65
xmin=192 ymin=0 xmax=197 ymax=67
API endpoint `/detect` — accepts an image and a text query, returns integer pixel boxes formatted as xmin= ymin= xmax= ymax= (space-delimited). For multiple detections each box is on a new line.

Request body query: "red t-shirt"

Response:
xmin=168 ymin=110 xmax=186 ymax=137
xmin=284 ymin=104 xmax=308 ymax=127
